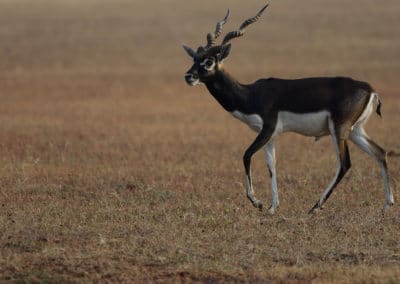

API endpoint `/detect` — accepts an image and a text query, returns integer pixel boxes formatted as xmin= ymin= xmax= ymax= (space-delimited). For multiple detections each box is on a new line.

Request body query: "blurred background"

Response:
xmin=1 ymin=0 xmax=399 ymax=87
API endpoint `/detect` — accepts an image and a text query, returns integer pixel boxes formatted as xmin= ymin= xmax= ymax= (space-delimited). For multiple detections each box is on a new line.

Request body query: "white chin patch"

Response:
xmin=188 ymin=79 xmax=200 ymax=86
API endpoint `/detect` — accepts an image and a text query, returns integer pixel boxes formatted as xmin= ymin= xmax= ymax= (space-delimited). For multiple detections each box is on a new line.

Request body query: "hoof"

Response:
xmin=253 ymin=200 xmax=263 ymax=210
xmin=308 ymin=200 xmax=323 ymax=214
xmin=308 ymin=202 xmax=321 ymax=215
xmin=268 ymin=206 xmax=276 ymax=215
xmin=384 ymin=202 xmax=394 ymax=212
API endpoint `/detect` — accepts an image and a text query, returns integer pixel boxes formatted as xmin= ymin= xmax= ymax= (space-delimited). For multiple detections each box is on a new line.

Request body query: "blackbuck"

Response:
xmin=182 ymin=4 xmax=394 ymax=214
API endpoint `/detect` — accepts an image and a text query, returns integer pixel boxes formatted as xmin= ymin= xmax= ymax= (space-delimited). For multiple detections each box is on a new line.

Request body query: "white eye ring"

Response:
xmin=200 ymin=58 xmax=215 ymax=71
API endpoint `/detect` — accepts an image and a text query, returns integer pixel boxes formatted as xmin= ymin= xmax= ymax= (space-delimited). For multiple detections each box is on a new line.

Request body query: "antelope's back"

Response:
xmin=252 ymin=76 xmax=373 ymax=116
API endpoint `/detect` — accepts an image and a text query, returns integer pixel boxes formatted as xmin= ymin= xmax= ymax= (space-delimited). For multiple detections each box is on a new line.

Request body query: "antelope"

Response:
xmin=182 ymin=4 xmax=394 ymax=214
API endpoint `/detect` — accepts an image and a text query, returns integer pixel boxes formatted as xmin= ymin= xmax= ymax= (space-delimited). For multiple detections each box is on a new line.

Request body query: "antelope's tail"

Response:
xmin=373 ymin=92 xmax=382 ymax=117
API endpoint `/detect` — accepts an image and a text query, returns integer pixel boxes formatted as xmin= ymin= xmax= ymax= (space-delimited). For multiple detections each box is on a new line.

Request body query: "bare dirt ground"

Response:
xmin=0 ymin=0 xmax=400 ymax=282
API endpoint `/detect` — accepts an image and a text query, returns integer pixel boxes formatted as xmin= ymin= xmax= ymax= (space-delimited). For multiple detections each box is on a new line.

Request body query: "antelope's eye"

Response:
xmin=201 ymin=58 xmax=215 ymax=70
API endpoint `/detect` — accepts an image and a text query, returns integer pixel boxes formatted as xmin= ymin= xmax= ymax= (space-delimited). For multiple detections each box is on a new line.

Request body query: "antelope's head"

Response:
xmin=183 ymin=4 xmax=269 ymax=86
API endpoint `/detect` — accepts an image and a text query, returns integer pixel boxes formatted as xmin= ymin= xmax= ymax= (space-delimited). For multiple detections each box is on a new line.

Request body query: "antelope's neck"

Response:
xmin=205 ymin=69 xmax=250 ymax=112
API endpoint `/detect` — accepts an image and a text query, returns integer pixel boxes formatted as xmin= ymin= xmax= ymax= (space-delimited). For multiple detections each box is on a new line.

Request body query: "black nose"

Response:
xmin=185 ymin=73 xmax=198 ymax=80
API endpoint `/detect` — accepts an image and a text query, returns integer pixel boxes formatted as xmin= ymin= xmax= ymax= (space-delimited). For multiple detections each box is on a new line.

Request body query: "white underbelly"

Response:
xmin=275 ymin=110 xmax=330 ymax=137
xmin=231 ymin=110 xmax=331 ymax=137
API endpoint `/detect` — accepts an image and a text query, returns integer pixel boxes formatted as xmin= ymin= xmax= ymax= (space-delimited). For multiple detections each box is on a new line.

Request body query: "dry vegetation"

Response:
xmin=0 ymin=0 xmax=400 ymax=282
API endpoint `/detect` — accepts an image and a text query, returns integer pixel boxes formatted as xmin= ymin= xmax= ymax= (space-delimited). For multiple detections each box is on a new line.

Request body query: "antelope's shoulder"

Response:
xmin=231 ymin=110 xmax=264 ymax=132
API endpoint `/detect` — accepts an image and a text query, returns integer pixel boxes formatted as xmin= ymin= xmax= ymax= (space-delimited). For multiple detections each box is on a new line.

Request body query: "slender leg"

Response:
xmin=309 ymin=127 xmax=352 ymax=214
xmin=349 ymin=127 xmax=394 ymax=210
xmin=243 ymin=128 xmax=274 ymax=210
xmin=264 ymin=139 xmax=279 ymax=214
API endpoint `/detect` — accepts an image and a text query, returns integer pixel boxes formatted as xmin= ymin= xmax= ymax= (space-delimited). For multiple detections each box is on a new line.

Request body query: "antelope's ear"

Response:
xmin=218 ymin=44 xmax=231 ymax=61
xmin=182 ymin=45 xmax=196 ymax=58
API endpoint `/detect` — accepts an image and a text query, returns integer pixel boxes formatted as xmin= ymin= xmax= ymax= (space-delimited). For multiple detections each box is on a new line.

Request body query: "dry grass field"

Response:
xmin=0 ymin=0 xmax=400 ymax=282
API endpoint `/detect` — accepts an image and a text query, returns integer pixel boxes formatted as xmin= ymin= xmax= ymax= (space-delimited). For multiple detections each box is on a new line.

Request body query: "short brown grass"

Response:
xmin=0 ymin=0 xmax=400 ymax=282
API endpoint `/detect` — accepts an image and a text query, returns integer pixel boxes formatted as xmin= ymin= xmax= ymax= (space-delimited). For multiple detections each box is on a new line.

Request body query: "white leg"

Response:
xmin=380 ymin=163 xmax=393 ymax=210
xmin=245 ymin=175 xmax=262 ymax=209
xmin=349 ymin=127 xmax=394 ymax=209
xmin=264 ymin=139 xmax=279 ymax=214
